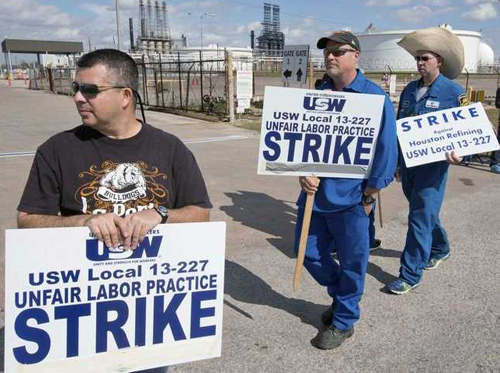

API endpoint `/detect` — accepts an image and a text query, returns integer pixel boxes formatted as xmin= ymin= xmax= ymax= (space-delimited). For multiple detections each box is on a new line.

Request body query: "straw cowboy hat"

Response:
xmin=397 ymin=27 xmax=465 ymax=79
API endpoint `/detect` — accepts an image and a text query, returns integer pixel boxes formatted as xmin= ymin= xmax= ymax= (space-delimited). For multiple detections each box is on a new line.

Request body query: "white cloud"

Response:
xmin=168 ymin=0 xmax=222 ymax=16
xmin=433 ymin=6 xmax=457 ymax=15
xmin=202 ymin=32 xmax=225 ymax=45
xmin=366 ymin=0 xmax=411 ymax=6
xmin=118 ymin=0 xmax=141 ymax=10
xmin=303 ymin=16 xmax=316 ymax=27
xmin=53 ymin=28 xmax=81 ymax=39
xmin=367 ymin=0 xmax=452 ymax=8
xmin=395 ymin=6 xmax=433 ymax=22
xmin=424 ymin=0 xmax=451 ymax=5
xmin=81 ymin=4 xmax=112 ymax=16
xmin=463 ymin=0 xmax=483 ymax=4
xmin=462 ymin=3 xmax=498 ymax=21
xmin=0 ymin=0 xmax=71 ymax=27
xmin=247 ymin=21 xmax=262 ymax=33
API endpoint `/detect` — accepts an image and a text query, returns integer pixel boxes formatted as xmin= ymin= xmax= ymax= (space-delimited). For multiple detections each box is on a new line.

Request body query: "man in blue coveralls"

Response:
xmin=388 ymin=27 xmax=468 ymax=294
xmin=295 ymin=31 xmax=398 ymax=349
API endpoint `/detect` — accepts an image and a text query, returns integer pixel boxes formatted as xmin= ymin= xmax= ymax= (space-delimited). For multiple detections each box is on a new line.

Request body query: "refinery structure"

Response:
xmin=131 ymin=0 xmax=186 ymax=55
xmin=252 ymin=3 xmax=285 ymax=57
xmin=128 ymin=1 xmax=285 ymax=59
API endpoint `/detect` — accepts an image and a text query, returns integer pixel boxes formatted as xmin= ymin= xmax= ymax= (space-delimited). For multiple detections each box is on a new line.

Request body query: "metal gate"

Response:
xmin=137 ymin=52 xmax=228 ymax=117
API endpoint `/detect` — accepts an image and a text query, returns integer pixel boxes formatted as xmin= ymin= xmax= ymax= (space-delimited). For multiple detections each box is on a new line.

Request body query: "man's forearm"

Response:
xmin=167 ymin=206 xmax=210 ymax=223
xmin=17 ymin=212 xmax=88 ymax=228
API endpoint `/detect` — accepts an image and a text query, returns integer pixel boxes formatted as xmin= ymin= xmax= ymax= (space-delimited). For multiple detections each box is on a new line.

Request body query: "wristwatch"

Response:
xmin=362 ymin=194 xmax=376 ymax=205
xmin=154 ymin=205 xmax=169 ymax=224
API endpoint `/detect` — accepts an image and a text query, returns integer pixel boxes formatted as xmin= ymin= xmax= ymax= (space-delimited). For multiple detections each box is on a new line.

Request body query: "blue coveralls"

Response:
xmin=294 ymin=70 xmax=398 ymax=331
xmin=397 ymin=73 xmax=465 ymax=286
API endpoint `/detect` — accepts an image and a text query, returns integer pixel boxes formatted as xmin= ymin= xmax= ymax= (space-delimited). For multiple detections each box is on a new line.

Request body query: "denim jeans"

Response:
xmin=400 ymin=162 xmax=450 ymax=285
xmin=294 ymin=204 xmax=370 ymax=330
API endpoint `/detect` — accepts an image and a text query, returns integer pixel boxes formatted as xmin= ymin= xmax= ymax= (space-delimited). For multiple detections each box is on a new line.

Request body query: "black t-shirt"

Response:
xmin=18 ymin=123 xmax=212 ymax=217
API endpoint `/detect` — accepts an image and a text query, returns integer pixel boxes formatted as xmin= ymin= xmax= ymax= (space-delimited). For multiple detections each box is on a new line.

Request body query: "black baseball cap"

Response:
xmin=317 ymin=31 xmax=361 ymax=51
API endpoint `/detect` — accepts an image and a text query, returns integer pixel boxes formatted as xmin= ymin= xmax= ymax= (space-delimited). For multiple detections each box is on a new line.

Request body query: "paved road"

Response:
xmin=0 ymin=80 xmax=499 ymax=373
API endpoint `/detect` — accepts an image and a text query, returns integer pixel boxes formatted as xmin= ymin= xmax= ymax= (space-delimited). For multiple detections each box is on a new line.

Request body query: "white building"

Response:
xmin=355 ymin=25 xmax=495 ymax=73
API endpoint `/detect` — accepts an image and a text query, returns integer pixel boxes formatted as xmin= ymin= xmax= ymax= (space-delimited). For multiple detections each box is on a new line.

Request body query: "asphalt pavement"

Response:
xmin=0 ymin=80 xmax=499 ymax=373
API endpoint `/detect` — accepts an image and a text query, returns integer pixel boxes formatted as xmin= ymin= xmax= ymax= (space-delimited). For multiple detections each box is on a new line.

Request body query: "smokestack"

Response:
xmin=250 ymin=30 xmax=255 ymax=49
xmin=129 ymin=18 xmax=135 ymax=51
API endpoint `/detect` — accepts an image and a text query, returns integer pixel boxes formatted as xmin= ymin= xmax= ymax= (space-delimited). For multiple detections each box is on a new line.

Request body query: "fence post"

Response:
xmin=159 ymin=54 xmax=165 ymax=107
xmin=199 ymin=51 xmax=204 ymax=113
xmin=226 ymin=51 xmax=235 ymax=122
xmin=142 ymin=54 xmax=149 ymax=106
xmin=177 ymin=52 xmax=183 ymax=109
xmin=153 ymin=68 xmax=159 ymax=105
xmin=308 ymin=57 xmax=314 ymax=89
xmin=47 ymin=68 xmax=54 ymax=92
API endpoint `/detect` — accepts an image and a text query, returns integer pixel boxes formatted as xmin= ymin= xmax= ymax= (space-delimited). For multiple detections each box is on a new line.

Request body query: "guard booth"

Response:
xmin=1 ymin=39 xmax=84 ymax=79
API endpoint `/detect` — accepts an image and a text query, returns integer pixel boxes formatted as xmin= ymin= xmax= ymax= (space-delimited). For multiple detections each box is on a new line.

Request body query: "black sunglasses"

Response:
xmin=71 ymin=81 xmax=127 ymax=97
xmin=414 ymin=55 xmax=436 ymax=62
xmin=323 ymin=48 xmax=357 ymax=57
xmin=72 ymin=81 xmax=147 ymax=124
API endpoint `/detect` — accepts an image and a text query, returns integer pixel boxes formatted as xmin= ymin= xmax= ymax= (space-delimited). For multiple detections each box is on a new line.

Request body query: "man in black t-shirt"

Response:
xmin=17 ymin=48 xmax=212 ymax=373
xmin=18 ymin=49 xmax=211 ymax=259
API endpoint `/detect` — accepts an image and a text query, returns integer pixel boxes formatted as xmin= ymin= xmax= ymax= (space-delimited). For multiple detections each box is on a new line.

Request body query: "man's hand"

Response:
xmin=122 ymin=209 xmax=162 ymax=251
xmin=83 ymin=213 xmax=129 ymax=250
xmin=395 ymin=167 xmax=402 ymax=182
xmin=363 ymin=203 xmax=374 ymax=216
xmin=445 ymin=151 xmax=463 ymax=165
xmin=299 ymin=176 xmax=320 ymax=194
xmin=362 ymin=187 xmax=379 ymax=216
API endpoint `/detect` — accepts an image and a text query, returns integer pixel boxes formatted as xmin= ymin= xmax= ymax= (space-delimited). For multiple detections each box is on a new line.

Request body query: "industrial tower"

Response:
xmin=133 ymin=0 xmax=173 ymax=54
xmin=255 ymin=3 xmax=285 ymax=57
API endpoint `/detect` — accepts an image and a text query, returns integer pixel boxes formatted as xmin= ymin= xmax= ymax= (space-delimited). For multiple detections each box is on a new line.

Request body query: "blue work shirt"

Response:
xmin=397 ymin=73 xmax=466 ymax=172
xmin=297 ymin=70 xmax=398 ymax=212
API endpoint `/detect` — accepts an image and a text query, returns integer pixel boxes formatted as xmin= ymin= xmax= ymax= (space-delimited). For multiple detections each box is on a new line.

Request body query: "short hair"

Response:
xmin=77 ymin=49 xmax=139 ymax=92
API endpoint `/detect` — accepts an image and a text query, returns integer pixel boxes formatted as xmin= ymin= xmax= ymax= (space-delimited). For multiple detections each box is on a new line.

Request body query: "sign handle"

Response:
xmin=377 ymin=191 xmax=383 ymax=228
xmin=293 ymin=192 xmax=314 ymax=291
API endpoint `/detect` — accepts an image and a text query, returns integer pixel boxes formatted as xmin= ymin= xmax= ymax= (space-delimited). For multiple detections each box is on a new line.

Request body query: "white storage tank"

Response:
xmin=478 ymin=42 xmax=494 ymax=66
xmin=356 ymin=25 xmax=493 ymax=73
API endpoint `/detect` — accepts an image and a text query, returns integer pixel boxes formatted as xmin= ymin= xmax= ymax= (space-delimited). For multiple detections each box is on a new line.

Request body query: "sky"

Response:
xmin=1 ymin=0 xmax=499 ymax=63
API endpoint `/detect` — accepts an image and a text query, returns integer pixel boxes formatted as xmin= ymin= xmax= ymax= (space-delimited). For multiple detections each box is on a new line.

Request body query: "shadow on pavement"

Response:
xmin=367 ymin=248 xmax=401 ymax=287
xmin=220 ymin=191 xmax=297 ymax=258
xmin=224 ymin=260 xmax=325 ymax=329
xmin=370 ymin=248 xmax=401 ymax=259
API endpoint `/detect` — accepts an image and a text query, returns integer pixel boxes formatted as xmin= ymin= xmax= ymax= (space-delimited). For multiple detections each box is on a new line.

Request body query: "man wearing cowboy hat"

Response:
xmin=296 ymin=30 xmax=398 ymax=349
xmin=388 ymin=27 xmax=468 ymax=295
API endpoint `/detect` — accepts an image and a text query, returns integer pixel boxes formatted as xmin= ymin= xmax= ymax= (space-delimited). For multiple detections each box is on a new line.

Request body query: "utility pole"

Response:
xmin=115 ymin=0 xmax=122 ymax=50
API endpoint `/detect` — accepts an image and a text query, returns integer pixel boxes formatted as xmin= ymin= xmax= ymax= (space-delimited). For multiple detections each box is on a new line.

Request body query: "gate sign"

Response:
xmin=258 ymin=86 xmax=385 ymax=178
xmin=5 ymin=222 xmax=226 ymax=372
xmin=397 ymin=102 xmax=500 ymax=167
xmin=236 ymin=70 xmax=253 ymax=99
xmin=281 ymin=45 xmax=310 ymax=84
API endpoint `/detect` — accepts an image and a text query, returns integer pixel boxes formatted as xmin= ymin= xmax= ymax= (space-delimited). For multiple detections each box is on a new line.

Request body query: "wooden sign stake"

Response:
xmin=293 ymin=192 xmax=314 ymax=291
xmin=377 ymin=191 xmax=383 ymax=228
